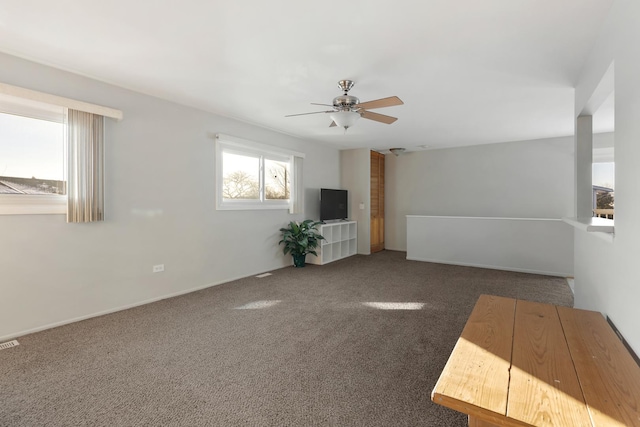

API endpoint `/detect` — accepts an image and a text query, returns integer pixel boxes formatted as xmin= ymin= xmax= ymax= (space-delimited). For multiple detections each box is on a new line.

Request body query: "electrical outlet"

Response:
xmin=153 ymin=264 xmax=164 ymax=273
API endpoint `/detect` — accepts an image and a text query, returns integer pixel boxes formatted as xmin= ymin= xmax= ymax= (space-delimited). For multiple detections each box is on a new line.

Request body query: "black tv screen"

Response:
xmin=320 ymin=188 xmax=348 ymax=221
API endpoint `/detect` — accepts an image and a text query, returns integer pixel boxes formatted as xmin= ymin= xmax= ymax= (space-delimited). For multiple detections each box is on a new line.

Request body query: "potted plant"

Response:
xmin=279 ymin=219 xmax=325 ymax=267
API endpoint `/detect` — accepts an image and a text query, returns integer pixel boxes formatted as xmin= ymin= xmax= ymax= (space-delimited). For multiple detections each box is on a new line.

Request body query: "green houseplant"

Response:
xmin=279 ymin=219 xmax=325 ymax=267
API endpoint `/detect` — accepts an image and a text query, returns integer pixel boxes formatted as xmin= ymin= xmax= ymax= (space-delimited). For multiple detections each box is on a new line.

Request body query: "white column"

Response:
xmin=576 ymin=115 xmax=593 ymax=218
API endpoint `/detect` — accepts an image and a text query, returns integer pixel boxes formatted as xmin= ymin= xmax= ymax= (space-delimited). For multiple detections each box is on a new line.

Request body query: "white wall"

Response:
xmin=386 ymin=136 xmax=575 ymax=250
xmin=593 ymin=132 xmax=615 ymax=163
xmin=0 ymin=53 xmax=340 ymax=340
xmin=340 ymin=149 xmax=370 ymax=254
xmin=407 ymin=216 xmax=574 ymax=276
xmin=573 ymin=0 xmax=640 ymax=353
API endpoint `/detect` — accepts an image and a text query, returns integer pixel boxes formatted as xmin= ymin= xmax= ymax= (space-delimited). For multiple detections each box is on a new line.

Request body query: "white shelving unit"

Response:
xmin=308 ymin=221 xmax=357 ymax=265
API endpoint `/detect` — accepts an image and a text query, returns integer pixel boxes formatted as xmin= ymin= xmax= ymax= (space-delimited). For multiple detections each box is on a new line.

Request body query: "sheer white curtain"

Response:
xmin=67 ymin=109 xmax=104 ymax=223
xmin=289 ymin=156 xmax=304 ymax=214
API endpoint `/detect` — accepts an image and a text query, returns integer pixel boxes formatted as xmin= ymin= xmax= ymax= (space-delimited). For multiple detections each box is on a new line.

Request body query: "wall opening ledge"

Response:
xmin=562 ymin=217 xmax=614 ymax=234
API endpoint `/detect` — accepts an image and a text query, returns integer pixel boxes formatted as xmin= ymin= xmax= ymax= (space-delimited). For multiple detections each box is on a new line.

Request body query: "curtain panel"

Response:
xmin=67 ymin=109 xmax=104 ymax=223
xmin=289 ymin=155 xmax=304 ymax=214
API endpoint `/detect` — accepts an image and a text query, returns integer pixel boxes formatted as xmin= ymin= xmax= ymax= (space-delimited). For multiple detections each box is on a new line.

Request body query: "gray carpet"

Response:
xmin=0 ymin=251 xmax=573 ymax=427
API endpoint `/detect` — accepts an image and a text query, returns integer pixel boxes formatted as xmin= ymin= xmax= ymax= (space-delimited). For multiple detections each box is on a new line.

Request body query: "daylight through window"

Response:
xmin=0 ymin=93 xmax=67 ymax=214
xmin=0 ymin=82 xmax=121 ymax=217
xmin=215 ymin=134 xmax=302 ymax=211
xmin=592 ymin=162 xmax=614 ymax=219
xmin=0 ymin=112 xmax=66 ymax=195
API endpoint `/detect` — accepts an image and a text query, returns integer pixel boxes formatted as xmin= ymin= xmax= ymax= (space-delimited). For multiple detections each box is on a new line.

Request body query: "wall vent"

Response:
xmin=0 ymin=340 xmax=19 ymax=350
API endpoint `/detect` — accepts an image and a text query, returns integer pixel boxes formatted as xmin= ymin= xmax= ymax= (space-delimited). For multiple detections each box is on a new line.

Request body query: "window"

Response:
xmin=215 ymin=134 xmax=303 ymax=211
xmin=592 ymin=162 xmax=614 ymax=219
xmin=592 ymin=87 xmax=615 ymax=220
xmin=0 ymin=93 xmax=67 ymax=214
xmin=221 ymin=151 xmax=261 ymax=200
xmin=0 ymin=82 xmax=121 ymax=219
xmin=264 ymin=158 xmax=290 ymax=200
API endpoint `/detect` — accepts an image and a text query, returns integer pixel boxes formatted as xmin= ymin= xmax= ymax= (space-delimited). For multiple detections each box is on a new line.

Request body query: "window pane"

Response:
xmin=592 ymin=162 xmax=615 ymax=189
xmin=264 ymin=158 xmax=290 ymax=200
xmin=0 ymin=112 xmax=66 ymax=195
xmin=592 ymin=162 xmax=614 ymax=217
xmin=222 ymin=152 xmax=260 ymax=200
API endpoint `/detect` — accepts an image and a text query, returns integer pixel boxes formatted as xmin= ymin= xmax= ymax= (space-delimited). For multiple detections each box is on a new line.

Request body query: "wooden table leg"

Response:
xmin=468 ymin=415 xmax=500 ymax=427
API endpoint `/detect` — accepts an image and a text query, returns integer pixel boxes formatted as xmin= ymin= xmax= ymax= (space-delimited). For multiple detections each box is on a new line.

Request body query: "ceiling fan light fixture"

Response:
xmin=329 ymin=111 xmax=360 ymax=130
xmin=286 ymin=80 xmax=402 ymax=130
xmin=389 ymin=147 xmax=406 ymax=156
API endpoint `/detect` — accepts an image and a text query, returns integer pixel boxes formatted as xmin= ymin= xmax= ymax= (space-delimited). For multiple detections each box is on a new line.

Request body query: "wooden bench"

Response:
xmin=431 ymin=294 xmax=640 ymax=427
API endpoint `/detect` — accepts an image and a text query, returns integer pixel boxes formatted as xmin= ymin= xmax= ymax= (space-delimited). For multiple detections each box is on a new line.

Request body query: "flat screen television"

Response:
xmin=320 ymin=188 xmax=348 ymax=221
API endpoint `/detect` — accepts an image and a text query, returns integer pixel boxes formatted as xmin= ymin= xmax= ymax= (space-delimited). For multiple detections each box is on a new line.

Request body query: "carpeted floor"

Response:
xmin=0 ymin=251 xmax=573 ymax=427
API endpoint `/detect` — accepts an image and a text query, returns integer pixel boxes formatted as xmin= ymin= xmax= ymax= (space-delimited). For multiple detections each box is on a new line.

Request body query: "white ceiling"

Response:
xmin=0 ymin=0 xmax=614 ymax=151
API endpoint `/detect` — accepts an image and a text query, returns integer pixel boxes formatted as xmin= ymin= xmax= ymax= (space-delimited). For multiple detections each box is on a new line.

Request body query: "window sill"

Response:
xmin=563 ymin=217 xmax=614 ymax=233
xmin=0 ymin=195 xmax=66 ymax=215
xmin=216 ymin=202 xmax=291 ymax=211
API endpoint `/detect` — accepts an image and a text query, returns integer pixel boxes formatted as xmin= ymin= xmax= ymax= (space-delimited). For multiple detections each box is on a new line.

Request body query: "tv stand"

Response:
xmin=308 ymin=221 xmax=357 ymax=265
xmin=321 ymin=218 xmax=350 ymax=224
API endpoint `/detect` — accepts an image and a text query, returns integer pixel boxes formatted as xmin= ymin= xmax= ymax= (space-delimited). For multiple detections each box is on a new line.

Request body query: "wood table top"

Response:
xmin=431 ymin=294 xmax=640 ymax=427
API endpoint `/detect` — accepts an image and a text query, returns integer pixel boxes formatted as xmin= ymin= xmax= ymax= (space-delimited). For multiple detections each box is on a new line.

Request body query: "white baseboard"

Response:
xmin=406 ymin=256 xmax=569 ymax=278
xmin=0 ymin=267 xmax=281 ymax=342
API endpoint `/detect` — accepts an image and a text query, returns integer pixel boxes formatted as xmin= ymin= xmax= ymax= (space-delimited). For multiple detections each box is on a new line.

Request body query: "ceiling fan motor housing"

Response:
xmin=333 ymin=94 xmax=360 ymax=111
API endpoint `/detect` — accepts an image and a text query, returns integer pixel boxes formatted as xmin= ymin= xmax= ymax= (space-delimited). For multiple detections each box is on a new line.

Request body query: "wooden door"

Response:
xmin=370 ymin=151 xmax=385 ymax=253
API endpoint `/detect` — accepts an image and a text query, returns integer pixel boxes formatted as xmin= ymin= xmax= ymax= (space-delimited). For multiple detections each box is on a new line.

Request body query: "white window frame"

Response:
xmin=0 ymin=96 xmax=67 ymax=215
xmin=215 ymin=134 xmax=304 ymax=211
xmin=0 ymin=194 xmax=66 ymax=215
xmin=0 ymin=82 xmax=122 ymax=216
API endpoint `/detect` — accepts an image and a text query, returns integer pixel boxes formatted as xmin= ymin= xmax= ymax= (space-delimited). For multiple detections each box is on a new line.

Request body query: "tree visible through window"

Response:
xmin=222 ymin=152 xmax=259 ymax=199
xmin=265 ymin=159 xmax=289 ymax=200
xmin=597 ymin=192 xmax=614 ymax=210
xmin=592 ymin=162 xmax=614 ymax=219
xmin=216 ymin=137 xmax=294 ymax=210
xmin=221 ymin=153 xmax=290 ymax=201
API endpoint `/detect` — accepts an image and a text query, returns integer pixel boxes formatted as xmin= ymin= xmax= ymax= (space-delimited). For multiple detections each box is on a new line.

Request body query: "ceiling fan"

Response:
xmin=285 ymin=80 xmax=403 ymax=131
